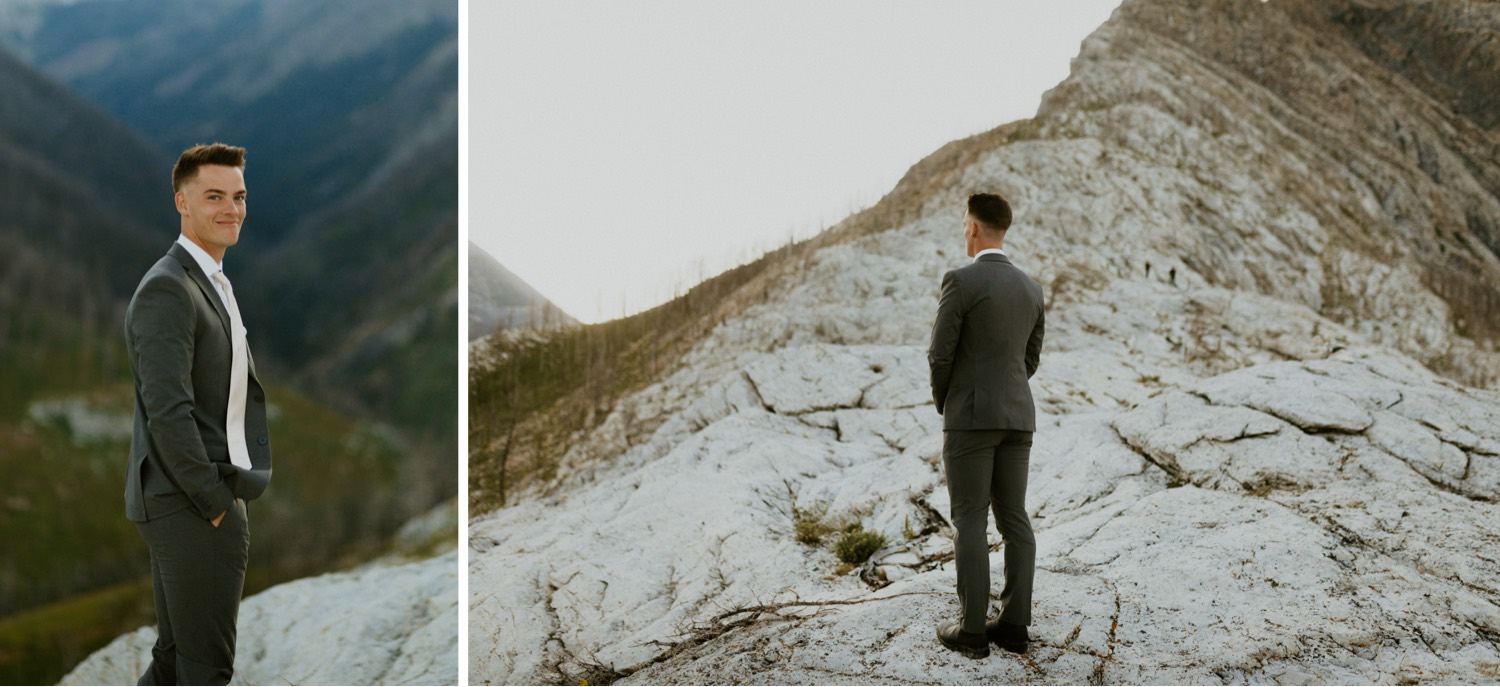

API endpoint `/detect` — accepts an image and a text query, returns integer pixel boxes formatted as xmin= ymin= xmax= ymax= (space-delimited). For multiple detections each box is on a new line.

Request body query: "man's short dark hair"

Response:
xmin=967 ymin=192 xmax=1012 ymax=233
xmin=172 ymin=143 xmax=246 ymax=192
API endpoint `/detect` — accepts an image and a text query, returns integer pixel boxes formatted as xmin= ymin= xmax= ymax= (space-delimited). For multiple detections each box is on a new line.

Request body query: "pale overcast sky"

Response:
xmin=472 ymin=1 xmax=1122 ymax=323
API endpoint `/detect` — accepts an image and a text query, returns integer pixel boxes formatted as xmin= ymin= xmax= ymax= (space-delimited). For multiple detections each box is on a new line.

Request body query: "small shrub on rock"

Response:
xmin=793 ymin=506 xmax=833 ymax=546
xmin=834 ymin=526 xmax=887 ymax=565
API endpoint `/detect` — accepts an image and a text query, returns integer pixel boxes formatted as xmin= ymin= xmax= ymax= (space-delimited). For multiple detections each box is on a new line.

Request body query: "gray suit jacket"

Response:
xmin=927 ymin=253 xmax=1045 ymax=431
xmin=124 ymin=242 xmax=272 ymax=523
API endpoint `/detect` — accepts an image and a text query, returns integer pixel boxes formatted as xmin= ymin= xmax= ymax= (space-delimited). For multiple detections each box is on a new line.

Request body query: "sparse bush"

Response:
xmin=793 ymin=506 xmax=888 ymax=566
xmin=834 ymin=526 xmax=887 ymax=565
xmin=793 ymin=505 xmax=833 ymax=546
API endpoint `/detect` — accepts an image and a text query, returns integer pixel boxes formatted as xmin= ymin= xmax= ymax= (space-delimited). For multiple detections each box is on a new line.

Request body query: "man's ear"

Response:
xmin=174 ymin=191 xmax=187 ymax=216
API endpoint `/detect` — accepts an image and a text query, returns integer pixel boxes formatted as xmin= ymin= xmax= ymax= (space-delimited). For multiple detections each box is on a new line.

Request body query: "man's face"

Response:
xmin=176 ymin=164 xmax=246 ymax=261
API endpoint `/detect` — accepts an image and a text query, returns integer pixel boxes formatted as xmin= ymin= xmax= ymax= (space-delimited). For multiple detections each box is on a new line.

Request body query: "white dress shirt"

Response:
xmin=973 ymin=247 xmax=1006 ymax=262
xmin=176 ymin=235 xmax=229 ymax=303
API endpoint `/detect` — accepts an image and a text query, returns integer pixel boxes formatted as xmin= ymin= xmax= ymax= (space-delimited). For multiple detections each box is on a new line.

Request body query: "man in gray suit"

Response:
xmin=927 ymin=192 xmax=1044 ymax=659
xmin=125 ymin=143 xmax=272 ymax=685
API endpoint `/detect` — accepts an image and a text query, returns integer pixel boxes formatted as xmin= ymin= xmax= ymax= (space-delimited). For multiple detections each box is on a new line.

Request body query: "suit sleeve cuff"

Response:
xmin=198 ymin=485 xmax=236 ymax=521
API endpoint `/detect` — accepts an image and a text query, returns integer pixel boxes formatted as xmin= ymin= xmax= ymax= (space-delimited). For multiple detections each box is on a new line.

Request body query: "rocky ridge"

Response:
xmin=470 ymin=0 xmax=1500 ymax=683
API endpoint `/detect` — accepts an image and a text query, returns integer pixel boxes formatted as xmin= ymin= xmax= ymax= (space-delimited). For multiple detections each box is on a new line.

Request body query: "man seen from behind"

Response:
xmin=927 ymin=191 xmax=1045 ymax=659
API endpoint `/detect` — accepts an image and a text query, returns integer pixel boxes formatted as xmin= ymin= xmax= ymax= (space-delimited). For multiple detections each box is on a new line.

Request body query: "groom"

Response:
xmin=124 ymin=143 xmax=272 ymax=684
xmin=927 ymin=192 xmax=1045 ymax=659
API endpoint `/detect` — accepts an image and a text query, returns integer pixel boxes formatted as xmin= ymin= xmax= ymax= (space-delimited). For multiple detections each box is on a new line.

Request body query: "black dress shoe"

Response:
xmin=985 ymin=618 xmax=1029 ymax=654
xmin=936 ymin=621 xmax=990 ymax=659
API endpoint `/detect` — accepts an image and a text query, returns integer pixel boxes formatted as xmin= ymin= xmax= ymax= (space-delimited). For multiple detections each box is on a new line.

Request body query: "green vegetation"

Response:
xmin=0 ymin=579 xmax=152 ymax=686
xmin=834 ymin=526 xmax=889 ymax=566
xmin=0 ymin=383 xmax=420 ymax=684
xmin=793 ymin=504 xmax=834 ymax=546
xmin=0 ymin=397 xmax=146 ymax=619
xmin=0 ymin=233 xmax=135 ymax=421
xmin=788 ymin=502 xmax=887 ymax=567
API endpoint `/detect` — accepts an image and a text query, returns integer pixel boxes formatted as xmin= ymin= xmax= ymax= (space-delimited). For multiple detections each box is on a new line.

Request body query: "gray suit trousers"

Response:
xmin=942 ymin=430 xmax=1035 ymax=633
xmin=135 ymin=498 xmax=249 ymax=686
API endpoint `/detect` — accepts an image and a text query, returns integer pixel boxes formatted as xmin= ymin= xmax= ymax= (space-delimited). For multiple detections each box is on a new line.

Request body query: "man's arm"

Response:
xmin=927 ymin=270 xmax=964 ymax=414
xmin=1025 ymin=302 xmax=1044 ymax=380
xmin=128 ymin=275 xmax=235 ymax=522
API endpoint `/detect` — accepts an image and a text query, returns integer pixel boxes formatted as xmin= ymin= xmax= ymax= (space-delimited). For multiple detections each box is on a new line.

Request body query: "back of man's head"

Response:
xmin=172 ymin=143 xmax=247 ymax=192
xmin=967 ymin=193 xmax=1012 ymax=233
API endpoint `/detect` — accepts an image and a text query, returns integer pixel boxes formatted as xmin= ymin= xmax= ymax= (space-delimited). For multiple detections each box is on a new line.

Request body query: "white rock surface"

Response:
xmin=60 ymin=551 xmax=458 ymax=686
xmin=475 ymin=340 xmax=1500 ymax=684
xmin=471 ymin=0 xmax=1500 ymax=683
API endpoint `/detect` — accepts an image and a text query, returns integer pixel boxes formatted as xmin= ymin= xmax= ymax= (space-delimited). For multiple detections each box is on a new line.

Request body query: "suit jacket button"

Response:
xmin=257 ymin=436 xmax=268 ymax=446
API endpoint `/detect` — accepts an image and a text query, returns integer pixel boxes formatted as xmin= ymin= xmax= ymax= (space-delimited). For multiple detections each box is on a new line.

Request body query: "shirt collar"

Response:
xmin=973 ymin=247 xmax=1006 ymax=262
xmin=176 ymin=234 xmax=223 ymax=277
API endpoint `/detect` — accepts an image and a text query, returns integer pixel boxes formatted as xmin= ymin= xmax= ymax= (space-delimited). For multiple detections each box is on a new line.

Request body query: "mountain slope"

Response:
xmin=18 ymin=0 xmax=458 ymax=246
xmin=469 ymin=241 xmax=577 ymax=340
xmin=469 ymin=0 xmax=1500 ymax=683
xmin=250 ymin=130 xmax=458 ymax=448
xmin=0 ymin=45 xmax=169 ymax=415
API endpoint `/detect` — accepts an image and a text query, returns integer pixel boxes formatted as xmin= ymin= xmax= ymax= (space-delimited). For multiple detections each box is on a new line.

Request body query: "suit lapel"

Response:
xmin=168 ymin=243 xmax=233 ymax=341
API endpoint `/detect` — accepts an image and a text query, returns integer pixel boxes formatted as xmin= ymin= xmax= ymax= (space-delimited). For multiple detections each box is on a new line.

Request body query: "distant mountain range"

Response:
xmin=1 ymin=0 xmax=458 ymax=443
xmin=469 ymin=241 xmax=576 ymax=340
xmin=9 ymin=0 xmax=458 ymax=242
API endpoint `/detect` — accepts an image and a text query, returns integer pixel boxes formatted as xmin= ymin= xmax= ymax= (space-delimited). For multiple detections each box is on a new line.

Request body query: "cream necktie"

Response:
xmin=211 ymin=271 xmax=253 ymax=470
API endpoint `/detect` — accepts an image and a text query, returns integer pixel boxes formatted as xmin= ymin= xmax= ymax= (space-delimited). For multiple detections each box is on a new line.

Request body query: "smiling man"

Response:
xmin=124 ymin=143 xmax=272 ymax=685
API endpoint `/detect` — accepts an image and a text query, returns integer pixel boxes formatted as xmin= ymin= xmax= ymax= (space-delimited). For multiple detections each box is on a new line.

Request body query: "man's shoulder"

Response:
xmin=145 ymin=247 xmax=194 ymax=280
xmin=966 ymin=258 xmax=1044 ymax=299
xmin=129 ymin=252 xmax=192 ymax=302
xmin=952 ymin=257 xmax=1016 ymax=279
xmin=948 ymin=260 xmax=988 ymax=279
